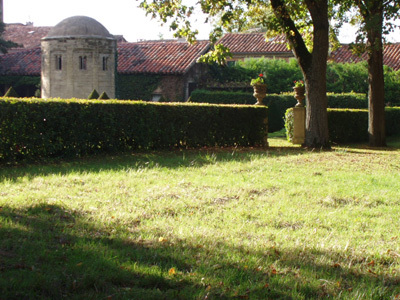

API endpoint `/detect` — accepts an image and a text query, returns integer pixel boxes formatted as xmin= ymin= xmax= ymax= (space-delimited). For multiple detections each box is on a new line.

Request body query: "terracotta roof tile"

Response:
xmin=117 ymin=40 xmax=210 ymax=74
xmin=217 ymin=33 xmax=289 ymax=54
xmin=4 ymin=23 xmax=52 ymax=50
xmin=3 ymin=23 xmax=127 ymax=52
xmin=329 ymin=44 xmax=367 ymax=64
xmin=383 ymin=43 xmax=400 ymax=71
xmin=329 ymin=43 xmax=400 ymax=70
xmin=0 ymin=40 xmax=210 ymax=76
xmin=0 ymin=46 xmax=41 ymax=75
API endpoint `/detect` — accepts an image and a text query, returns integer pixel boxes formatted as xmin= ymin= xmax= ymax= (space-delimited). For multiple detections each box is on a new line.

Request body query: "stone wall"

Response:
xmin=41 ymin=37 xmax=116 ymax=99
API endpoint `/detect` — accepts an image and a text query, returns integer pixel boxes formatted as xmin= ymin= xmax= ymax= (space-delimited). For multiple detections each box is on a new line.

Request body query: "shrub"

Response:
xmin=189 ymin=89 xmax=296 ymax=132
xmin=116 ymin=74 xmax=160 ymax=101
xmin=386 ymin=107 xmax=400 ymax=136
xmin=189 ymin=89 xmax=255 ymax=105
xmin=4 ymin=86 xmax=19 ymax=97
xmin=327 ymin=109 xmax=369 ymax=143
xmin=217 ymin=59 xmax=400 ymax=104
xmin=98 ymin=92 xmax=110 ymax=100
xmin=190 ymin=90 xmax=367 ymax=132
xmin=88 ymin=89 xmax=99 ymax=99
xmin=0 ymin=98 xmax=268 ymax=163
xmin=284 ymin=107 xmax=400 ymax=144
xmin=237 ymin=58 xmax=303 ymax=94
xmin=327 ymin=93 xmax=367 ymax=108
xmin=284 ymin=108 xmax=294 ymax=142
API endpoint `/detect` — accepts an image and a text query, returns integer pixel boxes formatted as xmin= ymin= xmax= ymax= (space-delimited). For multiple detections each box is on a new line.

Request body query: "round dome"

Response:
xmin=45 ymin=16 xmax=114 ymax=39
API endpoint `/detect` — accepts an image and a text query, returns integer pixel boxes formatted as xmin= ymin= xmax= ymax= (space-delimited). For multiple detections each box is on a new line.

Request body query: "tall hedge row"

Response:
xmin=285 ymin=107 xmax=400 ymax=144
xmin=0 ymin=98 xmax=268 ymax=162
xmin=189 ymin=90 xmax=367 ymax=132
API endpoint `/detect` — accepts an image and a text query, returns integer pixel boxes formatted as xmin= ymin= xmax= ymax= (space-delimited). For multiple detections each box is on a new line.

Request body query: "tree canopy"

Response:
xmin=140 ymin=0 xmax=399 ymax=148
xmin=0 ymin=22 xmax=19 ymax=53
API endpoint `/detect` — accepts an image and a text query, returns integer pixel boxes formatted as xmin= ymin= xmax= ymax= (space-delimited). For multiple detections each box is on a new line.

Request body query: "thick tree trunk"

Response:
xmin=303 ymin=61 xmax=330 ymax=148
xmin=366 ymin=6 xmax=386 ymax=147
xmin=303 ymin=0 xmax=330 ymax=148
xmin=270 ymin=0 xmax=330 ymax=149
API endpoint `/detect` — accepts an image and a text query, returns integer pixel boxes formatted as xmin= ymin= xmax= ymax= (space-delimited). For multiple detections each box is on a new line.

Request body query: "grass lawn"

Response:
xmin=1 ymin=135 xmax=400 ymax=299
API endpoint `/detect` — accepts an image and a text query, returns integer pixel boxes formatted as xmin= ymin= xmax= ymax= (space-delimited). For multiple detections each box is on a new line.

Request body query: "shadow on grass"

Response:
xmin=0 ymin=145 xmax=308 ymax=183
xmin=1 ymin=204 xmax=399 ymax=299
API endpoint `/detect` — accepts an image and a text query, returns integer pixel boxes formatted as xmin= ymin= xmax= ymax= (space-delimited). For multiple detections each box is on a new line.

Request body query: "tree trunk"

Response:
xmin=366 ymin=4 xmax=386 ymax=147
xmin=303 ymin=59 xmax=330 ymax=148
xmin=302 ymin=0 xmax=330 ymax=148
xmin=270 ymin=0 xmax=330 ymax=149
xmin=270 ymin=0 xmax=331 ymax=148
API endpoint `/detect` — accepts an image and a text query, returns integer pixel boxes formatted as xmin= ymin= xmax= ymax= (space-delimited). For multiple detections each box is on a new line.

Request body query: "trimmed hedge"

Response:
xmin=327 ymin=109 xmax=369 ymax=143
xmin=189 ymin=90 xmax=367 ymax=132
xmin=285 ymin=107 xmax=400 ymax=144
xmin=0 ymin=98 xmax=268 ymax=162
xmin=326 ymin=93 xmax=367 ymax=108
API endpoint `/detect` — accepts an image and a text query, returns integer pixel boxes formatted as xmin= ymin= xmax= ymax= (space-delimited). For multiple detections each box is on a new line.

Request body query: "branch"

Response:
xmin=270 ymin=0 xmax=312 ymax=68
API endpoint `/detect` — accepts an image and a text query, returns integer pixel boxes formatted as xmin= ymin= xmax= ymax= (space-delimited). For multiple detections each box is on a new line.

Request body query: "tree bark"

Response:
xmin=365 ymin=2 xmax=386 ymax=147
xmin=270 ymin=0 xmax=330 ymax=148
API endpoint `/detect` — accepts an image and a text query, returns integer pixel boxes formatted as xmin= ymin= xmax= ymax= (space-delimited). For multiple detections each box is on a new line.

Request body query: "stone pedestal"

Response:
xmin=293 ymin=107 xmax=306 ymax=144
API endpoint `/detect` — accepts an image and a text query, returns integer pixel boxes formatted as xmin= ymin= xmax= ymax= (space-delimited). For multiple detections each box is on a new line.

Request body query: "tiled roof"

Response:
xmin=219 ymin=33 xmax=400 ymax=71
xmin=330 ymin=43 xmax=400 ymax=70
xmin=3 ymin=23 xmax=52 ymax=51
xmin=217 ymin=33 xmax=289 ymax=54
xmin=329 ymin=44 xmax=367 ymax=64
xmin=0 ymin=46 xmax=41 ymax=75
xmin=117 ymin=40 xmax=210 ymax=74
xmin=0 ymin=40 xmax=210 ymax=76
xmin=382 ymin=44 xmax=400 ymax=70
xmin=3 ymin=23 xmax=127 ymax=52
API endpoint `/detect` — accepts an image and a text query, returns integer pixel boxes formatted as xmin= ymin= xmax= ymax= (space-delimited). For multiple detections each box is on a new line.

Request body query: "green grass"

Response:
xmin=1 ymin=137 xmax=400 ymax=299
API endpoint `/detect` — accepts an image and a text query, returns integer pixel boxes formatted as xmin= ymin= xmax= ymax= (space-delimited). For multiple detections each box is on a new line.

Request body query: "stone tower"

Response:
xmin=41 ymin=16 xmax=116 ymax=99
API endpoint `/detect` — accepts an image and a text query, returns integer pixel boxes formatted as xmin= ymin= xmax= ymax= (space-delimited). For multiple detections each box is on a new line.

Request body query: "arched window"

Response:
xmin=55 ymin=55 xmax=62 ymax=70
xmin=79 ymin=56 xmax=87 ymax=70
xmin=102 ymin=56 xmax=108 ymax=71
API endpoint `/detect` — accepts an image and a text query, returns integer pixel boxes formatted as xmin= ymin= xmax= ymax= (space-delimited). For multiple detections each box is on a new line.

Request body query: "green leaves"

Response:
xmin=0 ymin=98 xmax=268 ymax=162
xmin=197 ymin=44 xmax=233 ymax=65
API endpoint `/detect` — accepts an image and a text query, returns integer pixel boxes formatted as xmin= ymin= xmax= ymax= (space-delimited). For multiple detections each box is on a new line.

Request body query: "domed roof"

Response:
xmin=44 ymin=16 xmax=114 ymax=39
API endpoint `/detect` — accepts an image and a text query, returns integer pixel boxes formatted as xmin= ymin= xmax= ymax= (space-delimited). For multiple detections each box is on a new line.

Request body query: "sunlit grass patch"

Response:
xmin=1 ymin=139 xmax=400 ymax=299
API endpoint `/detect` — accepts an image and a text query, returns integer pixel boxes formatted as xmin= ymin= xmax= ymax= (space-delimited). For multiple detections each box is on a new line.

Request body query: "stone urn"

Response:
xmin=253 ymin=83 xmax=267 ymax=105
xmin=293 ymin=86 xmax=305 ymax=107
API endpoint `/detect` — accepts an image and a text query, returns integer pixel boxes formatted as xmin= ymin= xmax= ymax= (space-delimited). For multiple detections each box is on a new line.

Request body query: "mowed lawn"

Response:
xmin=1 ymin=136 xmax=400 ymax=299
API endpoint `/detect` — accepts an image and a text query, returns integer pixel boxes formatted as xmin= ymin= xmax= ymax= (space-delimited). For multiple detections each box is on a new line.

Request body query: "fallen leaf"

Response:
xmin=159 ymin=237 xmax=167 ymax=243
xmin=271 ymin=266 xmax=277 ymax=275
xmin=368 ymin=269 xmax=377 ymax=276
xmin=168 ymin=267 xmax=176 ymax=276
xmin=367 ymin=260 xmax=375 ymax=266
xmin=76 ymin=262 xmax=83 ymax=267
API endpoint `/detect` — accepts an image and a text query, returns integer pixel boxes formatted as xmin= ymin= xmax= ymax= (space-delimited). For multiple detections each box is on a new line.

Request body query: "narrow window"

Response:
xmin=102 ymin=56 xmax=108 ymax=71
xmin=55 ymin=55 xmax=62 ymax=70
xmin=79 ymin=56 xmax=87 ymax=70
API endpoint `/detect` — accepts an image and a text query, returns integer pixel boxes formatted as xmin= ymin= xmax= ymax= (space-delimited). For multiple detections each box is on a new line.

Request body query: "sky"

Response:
xmin=3 ymin=0 xmax=212 ymax=42
xmin=3 ymin=0 xmax=400 ymax=44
